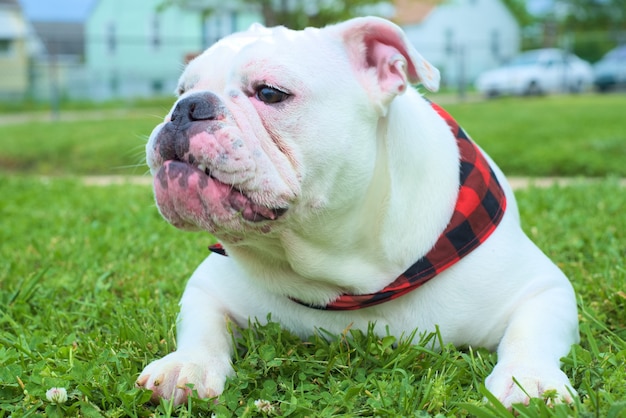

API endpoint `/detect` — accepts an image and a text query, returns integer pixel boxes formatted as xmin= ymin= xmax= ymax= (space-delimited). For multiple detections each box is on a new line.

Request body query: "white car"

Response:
xmin=476 ymin=48 xmax=594 ymax=97
xmin=593 ymin=45 xmax=626 ymax=92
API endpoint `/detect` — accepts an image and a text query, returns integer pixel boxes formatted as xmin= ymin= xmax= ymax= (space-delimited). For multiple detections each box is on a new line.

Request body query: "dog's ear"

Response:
xmin=334 ymin=17 xmax=440 ymax=104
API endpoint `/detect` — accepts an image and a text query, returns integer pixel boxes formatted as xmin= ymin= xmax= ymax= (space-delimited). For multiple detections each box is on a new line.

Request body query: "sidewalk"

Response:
xmin=76 ymin=175 xmax=626 ymax=190
xmin=0 ymin=108 xmax=165 ymax=125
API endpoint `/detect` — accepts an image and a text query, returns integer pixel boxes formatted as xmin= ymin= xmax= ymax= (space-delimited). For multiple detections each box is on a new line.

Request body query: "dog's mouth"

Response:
xmin=148 ymin=91 xmax=297 ymax=231
xmin=194 ymin=160 xmax=287 ymax=222
xmin=154 ymin=158 xmax=288 ymax=230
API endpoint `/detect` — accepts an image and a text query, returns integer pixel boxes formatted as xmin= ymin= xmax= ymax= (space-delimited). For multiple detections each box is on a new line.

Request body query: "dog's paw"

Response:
xmin=136 ymin=350 xmax=234 ymax=405
xmin=485 ymin=363 xmax=576 ymax=408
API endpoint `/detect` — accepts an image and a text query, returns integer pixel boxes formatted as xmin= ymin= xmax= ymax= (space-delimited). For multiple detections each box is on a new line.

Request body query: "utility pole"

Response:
xmin=49 ymin=36 xmax=60 ymax=121
xmin=457 ymin=43 xmax=466 ymax=102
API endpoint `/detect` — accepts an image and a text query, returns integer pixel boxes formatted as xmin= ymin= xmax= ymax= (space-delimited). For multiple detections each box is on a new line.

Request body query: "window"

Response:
xmin=107 ymin=22 xmax=116 ymax=55
xmin=0 ymin=39 xmax=13 ymax=56
xmin=152 ymin=79 xmax=164 ymax=94
xmin=445 ymin=28 xmax=454 ymax=55
xmin=490 ymin=30 xmax=500 ymax=59
xmin=109 ymin=72 xmax=119 ymax=94
xmin=150 ymin=14 xmax=161 ymax=51
xmin=203 ymin=11 xmax=238 ymax=47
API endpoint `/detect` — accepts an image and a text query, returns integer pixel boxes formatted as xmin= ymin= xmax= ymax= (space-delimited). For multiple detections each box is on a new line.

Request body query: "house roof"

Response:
xmin=31 ymin=21 xmax=84 ymax=56
xmin=392 ymin=0 xmax=439 ymax=26
xmin=0 ymin=0 xmax=25 ymax=39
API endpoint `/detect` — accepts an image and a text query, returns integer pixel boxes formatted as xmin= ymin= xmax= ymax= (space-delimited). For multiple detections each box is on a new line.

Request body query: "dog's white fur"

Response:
xmin=139 ymin=17 xmax=579 ymax=407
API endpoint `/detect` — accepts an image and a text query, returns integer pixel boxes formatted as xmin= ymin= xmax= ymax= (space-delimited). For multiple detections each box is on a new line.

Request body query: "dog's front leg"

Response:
xmin=486 ymin=284 xmax=579 ymax=407
xmin=136 ymin=282 xmax=234 ymax=405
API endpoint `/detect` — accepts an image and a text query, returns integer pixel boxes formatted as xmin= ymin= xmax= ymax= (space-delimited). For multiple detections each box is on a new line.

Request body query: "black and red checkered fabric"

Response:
xmin=209 ymin=101 xmax=507 ymax=311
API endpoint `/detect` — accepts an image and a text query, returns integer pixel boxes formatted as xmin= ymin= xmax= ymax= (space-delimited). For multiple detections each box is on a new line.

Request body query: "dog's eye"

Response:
xmin=255 ymin=85 xmax=290 ymax=104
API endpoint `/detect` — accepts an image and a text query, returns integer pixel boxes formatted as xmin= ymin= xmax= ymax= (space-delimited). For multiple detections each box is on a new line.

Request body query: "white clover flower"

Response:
xmin=46 ymin=387 xmax=68 ymax=404
xmin=254 ymin=398 xmax=275 ymax=414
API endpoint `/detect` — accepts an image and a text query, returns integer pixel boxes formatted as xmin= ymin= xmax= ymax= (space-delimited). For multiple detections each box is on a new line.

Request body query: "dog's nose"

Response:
xmin=155 ymin=92 xmax=226 ymax=163
xmin=171 ymin=92 xmax=224 ymax=125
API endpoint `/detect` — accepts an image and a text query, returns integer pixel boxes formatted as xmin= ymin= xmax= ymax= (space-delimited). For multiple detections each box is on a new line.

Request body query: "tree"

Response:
xmin=547 ymin=0 xmax=626 ymax=61
xmin=159 ymin=0 xmax=389 ymax=29
xmin=557 ymin=0 xmax=626 ymax=31
xmin=500 ymin=0 xmax=535 ymax=28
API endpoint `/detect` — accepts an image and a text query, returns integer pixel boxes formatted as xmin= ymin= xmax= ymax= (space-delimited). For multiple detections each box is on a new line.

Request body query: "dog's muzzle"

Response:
xmin=148 ymin=93 xmax=288 ymax=229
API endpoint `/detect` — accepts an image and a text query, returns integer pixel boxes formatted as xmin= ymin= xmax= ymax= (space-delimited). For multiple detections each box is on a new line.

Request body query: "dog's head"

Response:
xmin=146 ymin=17 xmax=439 ymax=241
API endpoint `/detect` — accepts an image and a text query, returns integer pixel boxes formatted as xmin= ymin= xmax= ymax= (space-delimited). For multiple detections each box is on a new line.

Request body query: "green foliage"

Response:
xmin=247 ymin=0 xmax=390 ymax=29
xmin=558 ymin=0 xmax=626 ymax=32
xmin=500 ymin=0 xmax=535 ymax=27
xmin=515 ymin=0 xmax=624 ymax=62
xmin=159 ymin=0 xmax=388 ymax=29
xmin=0 ymin=173 xmax=625 ymax=415
xmin=570 ymin=30 xmax=619 ymax=63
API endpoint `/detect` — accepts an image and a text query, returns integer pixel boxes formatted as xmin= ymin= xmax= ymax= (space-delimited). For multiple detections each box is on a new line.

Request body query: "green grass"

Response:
xmin=0 ymin=94 xmax=625 ymax=177
xmin=0 ymin=110 xmax=164 ymax=176
xmin=443 ymin=94 xmax=626 ymax=177
xmin=0 ymin=96 xmax=176 ymax=114
xmin=0 ymin=95 xmax=625 ymax=416
xmin=0 ymin=176 xmax=624 ymax=417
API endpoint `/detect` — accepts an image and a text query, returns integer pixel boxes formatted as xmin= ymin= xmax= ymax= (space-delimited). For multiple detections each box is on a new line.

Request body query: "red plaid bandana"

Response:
xmin=209 ymin=102 xmax=507 ymax=310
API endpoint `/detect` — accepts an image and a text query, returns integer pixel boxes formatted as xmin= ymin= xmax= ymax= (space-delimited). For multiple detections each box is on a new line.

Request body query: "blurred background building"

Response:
xmin=2 ymin=0 xmax=625 ymax=103
xmin=0 ymin=0 xmax=42 ymax=99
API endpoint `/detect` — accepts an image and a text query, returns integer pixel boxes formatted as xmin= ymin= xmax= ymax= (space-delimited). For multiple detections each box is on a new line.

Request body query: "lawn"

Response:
xmin=0 ymin=94 xmax=625 ymax=417
xmin=0 ymin=94 xmax=625 ymax=177
xmin=444 ymin=94 xmax=626 ymax=177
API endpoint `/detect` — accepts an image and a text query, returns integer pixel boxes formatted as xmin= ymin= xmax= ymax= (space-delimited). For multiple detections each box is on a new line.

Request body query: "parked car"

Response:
xmin=593 ymin=45 xmax=626 ymax=92
xmin=475 ymin=48 xmax=594 ymax=97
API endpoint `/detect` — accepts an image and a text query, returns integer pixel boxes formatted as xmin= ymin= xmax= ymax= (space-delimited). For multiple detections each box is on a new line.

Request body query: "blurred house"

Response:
xmin=6 ymin=0 xmax=520 ymax=102
xmin=0 ymin=0 xmax=40 ymax=99
xmin=29 ymin=20 xmax=87 ymax=101
xmin=32 ymin=21 xmax=84 ymax=59
xmin=85 ymin=0 xmax=259 ymax=100
xmin=394 ymin=0 xmax=520 ymax=87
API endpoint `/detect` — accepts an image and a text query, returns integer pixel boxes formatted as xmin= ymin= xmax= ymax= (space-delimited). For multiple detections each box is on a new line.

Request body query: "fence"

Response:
xmin=1 ymin=30 xmax=622 ymax=105
xmin=2 ymin=39 xmax=496 ymax=104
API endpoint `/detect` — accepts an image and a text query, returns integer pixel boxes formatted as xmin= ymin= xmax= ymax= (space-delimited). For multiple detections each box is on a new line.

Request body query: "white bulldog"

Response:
xmin=138 ymin=17 xmax=579 ymax=408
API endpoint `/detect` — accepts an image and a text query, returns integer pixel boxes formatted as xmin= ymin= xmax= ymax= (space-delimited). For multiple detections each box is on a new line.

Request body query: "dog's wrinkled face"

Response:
xmin=146 ymin=20 xmax=438 ymax=241
xmin=146 ymin=28 xmax=303 ymax=236
xmin=147 ymin=26 xmax=372 ymax=239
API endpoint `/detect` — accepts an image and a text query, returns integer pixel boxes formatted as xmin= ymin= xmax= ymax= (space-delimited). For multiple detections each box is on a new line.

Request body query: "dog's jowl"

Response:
xmin=137 ymin=17 xmax=579 ymax=407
